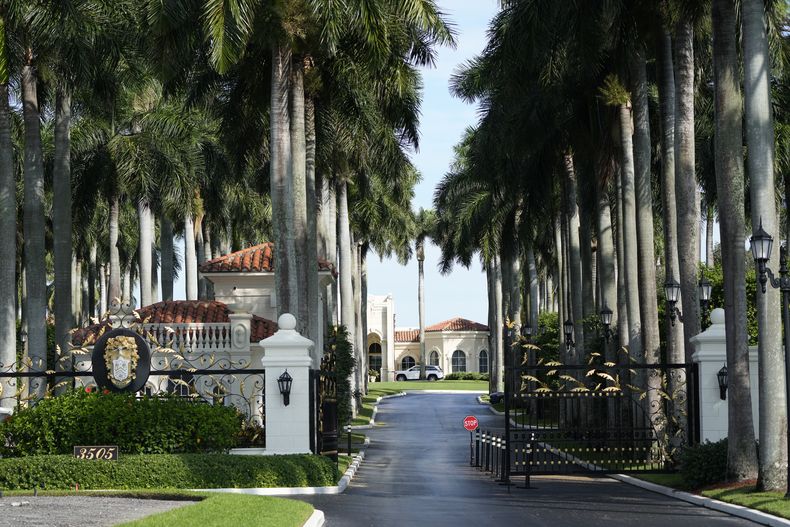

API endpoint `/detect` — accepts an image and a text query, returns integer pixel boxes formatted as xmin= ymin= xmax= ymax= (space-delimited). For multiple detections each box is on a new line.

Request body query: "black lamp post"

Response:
xmin=717 ymin=365 xmax=728 ymax=401
xmin=698 ymin=272 xmax=713 ymax=311
xmin=563 ymin=319 xmax=574 ymax=353
xmin=748 ymin=223 xmax=790 ymax=497
xmin=277 ymin=370 xmax=293 ymax=406
xmin=664 ymin=278 xmax=683 ymax=326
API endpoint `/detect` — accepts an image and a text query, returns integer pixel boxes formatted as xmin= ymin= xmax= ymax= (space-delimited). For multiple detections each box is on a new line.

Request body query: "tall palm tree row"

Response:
xmin=434 ymin=0 xmax=788 ymax=489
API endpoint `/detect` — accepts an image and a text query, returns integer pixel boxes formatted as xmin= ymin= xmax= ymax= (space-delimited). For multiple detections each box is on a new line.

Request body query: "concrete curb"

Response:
xmin=477 ymin=395 xmax=504 ymax=415
xmin=351 ymin=392 xmax=407 ymax=430
xmin=193 ymin=437 xmax=371 ymax=497
xmin=303 ymin=509 xmax=325 ymax=527
xmin=611 ymin=474 xmax=790 ymax=527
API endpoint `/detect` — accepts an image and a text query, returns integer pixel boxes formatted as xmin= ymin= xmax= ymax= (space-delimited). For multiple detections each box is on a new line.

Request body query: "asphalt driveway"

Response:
xmin=299 ymin=392 xmax=758 ymax=527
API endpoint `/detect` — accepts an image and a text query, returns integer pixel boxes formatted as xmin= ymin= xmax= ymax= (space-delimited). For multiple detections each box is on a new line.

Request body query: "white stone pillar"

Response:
xmin=260 ymin=313 xmax=314 ymax=455
xmin=690 ymin=308 xmax=759 ymax=442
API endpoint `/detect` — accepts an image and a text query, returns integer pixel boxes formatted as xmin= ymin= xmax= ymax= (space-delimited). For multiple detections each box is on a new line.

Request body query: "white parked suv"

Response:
xmin=394 ymin=365 xmax=445 ymax=381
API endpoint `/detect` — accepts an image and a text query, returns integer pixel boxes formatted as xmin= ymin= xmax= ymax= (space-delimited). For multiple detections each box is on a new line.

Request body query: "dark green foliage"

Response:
xmin=534 ymin=311 xmax=560 ymax=363
xmin=326 ymin=325 xmax=355 ymax=426
xmin=0 ymin=453 xmax=337 ymax=490
xmin=681 ymin=439 xmax=729 ymax=489
xmin=702 ymin=264 xmax=757 ymax=344
xmin=0 ymin=389 xmax=242 ymax=457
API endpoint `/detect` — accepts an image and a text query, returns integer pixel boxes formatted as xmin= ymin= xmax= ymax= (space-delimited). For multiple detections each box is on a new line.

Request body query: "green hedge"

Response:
xmin=681 ymin=438 xmax=728 ymax=489
xmin=0 ymin=388 xmax=243 ymax=457
xmin=0 ymin=454 xmax=337 ymax=490
xmin=444 ymin=372 xmax=488 ymax=381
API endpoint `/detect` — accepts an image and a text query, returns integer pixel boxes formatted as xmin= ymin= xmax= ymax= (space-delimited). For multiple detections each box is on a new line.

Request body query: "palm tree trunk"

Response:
xmin=674 ymin=18 xmax=701 ymax=360
xmin=564 ymin=153 xmax=584 ymax=362
xmin=580 ymin=206 xmax=595 ymax=320
xmin=360 ymin=244 xmax=369 ymax=392
xmin=527 ymin=245 xmax=539 ymax=333
xmin=0 ymin=76 xmax=15 ymax=408
xmin=203 ymin=223 xmax=213 ymax=300
xmin=184 ymin=214 xmax=198 ymax=301
xmin=53 ymin=86 xmax=72 ymax=377
xmin=617 ymin=104 xmax=643 ymax=362
xmin=706 ymin=207 xmax=715 ymax=266
xmin=494 ymin=254 xmax=504 ymax=392
xmin=352 ymin=239 xmax=363 ymax=395
xmin=657 ymin=28 xmax=687 ymax=370
xmin=614 ymin=166 xmax=630 ymax=354
xmin=555 ymin=216 xmax=566 ymax=354
xmin=151 ymin=215 xmax=159 ymax=303
xmin=122 ymin=266 xmax=131 ymax=303
xmin=21 ymin=60 xmax=48 ymax=392
xmin=99 ymin=264 xmax=107 ymax=315
xmin=291 ymin=58 xmax=309 ymax=331
xmin=631 ymin=50 xmax=661 ymax=368
xmin=596 ymin=178 xmax=617 ymax=353
xmin=271 ymin=44 xmax=294 ymax=316
xmin=337 ymin=179 xmax=356 ymax=413
xmin=108 ymin=197 xmax=121 ymax=303
xmin=486 ymin=260 xmax=497 ymax=392
xmin=507 ymin=252 xmax=522 ymax=325
xmin=305 ymin=95 xmax=320 ymax=352
xmin=742 ymin=0 xmax=786 ymax=491
xmin=88 ymin=243 xmax=97 ymax=320
xmin=160 ymin=218 xmax=174 ymax=301
xmin=74 ymin=260 xmax=82 ymax=326
xmin=712 ymin=0 xmax=759 ymax=481
xmin=417 ymin=239 xmax=426 ymax=379
xmin=137 ymin=200 xmax=153 ymax=307
xmin=195 ymin=216 xmax=206 ymax=300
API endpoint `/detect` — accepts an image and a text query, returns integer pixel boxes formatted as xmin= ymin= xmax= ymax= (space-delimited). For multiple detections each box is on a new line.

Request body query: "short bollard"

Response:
xmin=475 ymin=430 xmax=481 ymax=467
xmin=346 ymin=425 xmax=352 ymax=456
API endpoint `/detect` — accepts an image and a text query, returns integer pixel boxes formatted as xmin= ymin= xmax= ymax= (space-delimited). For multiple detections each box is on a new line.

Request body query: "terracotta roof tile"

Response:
xmin=426 ymin=318 xmax=489 ymax=332
xmin=71 ymin=300 xmax=277 ymax=345
xmin=199 ymin=242 xmax=335 ymax=276
xmin=394 ymin=329 xmax=419 ymax=343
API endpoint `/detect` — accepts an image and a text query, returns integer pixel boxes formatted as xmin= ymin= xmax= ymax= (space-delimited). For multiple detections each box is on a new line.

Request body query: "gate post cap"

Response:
xmin=710 ymin=308 xmax=725 ymax=325
xmin=278 ymin=313 xmax=297 ymax=331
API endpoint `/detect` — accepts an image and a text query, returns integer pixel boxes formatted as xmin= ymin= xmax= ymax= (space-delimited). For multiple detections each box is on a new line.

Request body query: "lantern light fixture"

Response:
xmin=277 ymin=370 xmax=293 ymax=406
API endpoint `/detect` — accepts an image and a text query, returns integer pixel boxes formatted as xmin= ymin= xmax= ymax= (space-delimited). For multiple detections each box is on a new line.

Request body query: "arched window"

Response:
xmin=401 ymin=356 xmax=416 ymax=369
xmin=429 ymin=350 xmax=439 ymax=366
xmin=478 ymin=350 xmax=488 ymax=373
xmin=452 ymin=350 xmax=466 ymax=373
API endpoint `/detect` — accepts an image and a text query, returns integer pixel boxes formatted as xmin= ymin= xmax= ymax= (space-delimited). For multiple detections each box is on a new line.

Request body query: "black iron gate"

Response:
xmin=311 ymin=344 xmax=339 ymax=459
xmin=472 ymin=337 xmax=700 ymax=481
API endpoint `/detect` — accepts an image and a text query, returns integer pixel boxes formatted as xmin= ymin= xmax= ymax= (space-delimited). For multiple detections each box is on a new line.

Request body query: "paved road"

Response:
xmin=300 ymin=393 xmax=757 ymax=527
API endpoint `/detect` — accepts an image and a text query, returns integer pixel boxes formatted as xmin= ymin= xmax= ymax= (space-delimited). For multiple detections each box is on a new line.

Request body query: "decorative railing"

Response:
xmin=142 ymin=323 xmax=234 ymax=353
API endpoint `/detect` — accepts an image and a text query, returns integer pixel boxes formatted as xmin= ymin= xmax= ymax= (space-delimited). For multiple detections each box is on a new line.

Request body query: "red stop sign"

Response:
xmin=463 ymin=415 xmax=479 ymax=431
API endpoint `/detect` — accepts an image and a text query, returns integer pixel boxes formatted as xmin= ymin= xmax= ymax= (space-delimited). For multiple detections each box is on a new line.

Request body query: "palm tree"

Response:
xmin=711 ymin=0 xmax=759 ymax=482
xmin=741 ymin=0 xmax=786 ymax=491
xmin=415 ymin=208 xmax=436 ymax=379
xmin=0 ymin=15 xmax=15 ymax=409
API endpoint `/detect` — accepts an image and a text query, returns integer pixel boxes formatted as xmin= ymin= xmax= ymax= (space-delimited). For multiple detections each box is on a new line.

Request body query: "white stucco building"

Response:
xmin=366 ymin=294 xmax=490 ymax=381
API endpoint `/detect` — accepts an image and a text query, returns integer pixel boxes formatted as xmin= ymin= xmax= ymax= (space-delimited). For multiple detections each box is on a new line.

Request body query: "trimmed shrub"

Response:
xmin=0 ymin=388 xmax=242 ymax=457
xmin=327 ymin=325 xmax=355 ymax=426
xmin=0 ymin=453 xmax=337 ymax=490
xmin=445 ymin=372 xmax=484 ymax=381
xmin=681 ymin=438 xmax=728 ymax=489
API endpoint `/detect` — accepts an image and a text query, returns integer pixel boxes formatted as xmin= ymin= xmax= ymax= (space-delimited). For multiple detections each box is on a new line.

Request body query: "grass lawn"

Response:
xmin=117 ymin=493 xmax=313 ymax=527
xmin=701 ymin=486 xmax=790 ymax=520
xmin=1 ymin=490 xmax=313 ymax=527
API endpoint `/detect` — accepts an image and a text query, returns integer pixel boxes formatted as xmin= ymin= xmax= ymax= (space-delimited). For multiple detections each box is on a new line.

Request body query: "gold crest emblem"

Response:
xmin=103 ymin=335 xmax=139 ymax=389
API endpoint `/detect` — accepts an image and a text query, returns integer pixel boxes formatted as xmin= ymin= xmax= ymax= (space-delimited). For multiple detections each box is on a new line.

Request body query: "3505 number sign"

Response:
xmin=72 ymin=446 xmax=118 ymax=460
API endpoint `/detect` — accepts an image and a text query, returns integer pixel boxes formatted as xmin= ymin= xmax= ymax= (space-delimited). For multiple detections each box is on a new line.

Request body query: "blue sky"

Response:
xmin=366 ymin=1 xmax=499 ymax=328
xmin=173 ymin=1 xmax=500 ymax=328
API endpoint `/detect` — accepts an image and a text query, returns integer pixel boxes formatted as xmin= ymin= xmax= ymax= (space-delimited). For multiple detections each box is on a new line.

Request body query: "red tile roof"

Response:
xmin=393 ymin=318 xmax=488 ymax=342
xmin=394 ymin=329 xmax=419 ymax=343
xmin=71 ymin=300 xmax=277 ymax=345
xmin=426 ymin=317 xmax=489 ymax=332
xmin=199 ymin=242 xmax=335 ymax=275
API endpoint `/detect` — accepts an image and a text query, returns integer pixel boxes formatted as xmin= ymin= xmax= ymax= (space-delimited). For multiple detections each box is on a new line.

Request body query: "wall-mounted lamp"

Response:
xmin=698 ymin=272 xmax=713 ymax=312
xmin=277 ymin=370 xmax=293 ymax=406
xmin=563 ymin=319 xmax=574 ymax=353
xmin=717 ymin=365 xmax=728 ymax=401
xmin=600 ymin=307 xmax=614 ymax=342
xmin=664 ymin=278 xmax=683 ymax=327
xmin=20 ymin=329 xmax=27 ymax=344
